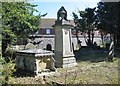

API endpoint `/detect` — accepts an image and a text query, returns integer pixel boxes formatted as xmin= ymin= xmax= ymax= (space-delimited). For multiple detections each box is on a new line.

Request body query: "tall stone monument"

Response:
xmin=53 ymin=6 xmax=77 ymax=68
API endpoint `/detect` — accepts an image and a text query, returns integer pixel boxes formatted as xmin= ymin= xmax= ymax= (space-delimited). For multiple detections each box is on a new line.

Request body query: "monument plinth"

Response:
xmin=53 ymin=6 xmax=77 ymax=68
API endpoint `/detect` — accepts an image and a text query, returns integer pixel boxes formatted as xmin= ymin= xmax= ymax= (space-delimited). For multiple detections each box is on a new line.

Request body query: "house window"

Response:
xmin=46 ymin=29 xmax=50 ymax=34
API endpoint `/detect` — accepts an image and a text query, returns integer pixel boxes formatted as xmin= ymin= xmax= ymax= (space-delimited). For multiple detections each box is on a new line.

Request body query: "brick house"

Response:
xmin=36 ymin=18 xmax=75 ymax=35
xmin=29 ymin=18 xmax=102 ymax=50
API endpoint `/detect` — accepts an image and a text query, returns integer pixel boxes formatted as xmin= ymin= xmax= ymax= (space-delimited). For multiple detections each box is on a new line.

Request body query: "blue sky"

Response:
xmin=30 ymin=0 xmax=101 ymax=19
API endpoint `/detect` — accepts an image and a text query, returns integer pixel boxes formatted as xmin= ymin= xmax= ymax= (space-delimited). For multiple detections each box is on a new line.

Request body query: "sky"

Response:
xmin=30 ymin=0 xmax=101 ymax=19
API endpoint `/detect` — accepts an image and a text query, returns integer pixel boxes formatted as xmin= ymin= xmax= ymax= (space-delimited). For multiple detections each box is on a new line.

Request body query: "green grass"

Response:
xmin=47 ymin=58 xmax=120 ymax=84
xmin=5 ymin=58 xmax=119 ymax=84
xmin=3 ymin=47 xmax=120 ymax=84
xmin=76 ymin=58 xmax=119 ymax=84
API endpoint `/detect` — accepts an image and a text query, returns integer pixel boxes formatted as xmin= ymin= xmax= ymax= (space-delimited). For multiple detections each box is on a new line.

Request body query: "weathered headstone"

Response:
xmin=25 ymin=43 xmax=35 ymax=49
xmin=53 ymin=6 xmax=77 ymax=68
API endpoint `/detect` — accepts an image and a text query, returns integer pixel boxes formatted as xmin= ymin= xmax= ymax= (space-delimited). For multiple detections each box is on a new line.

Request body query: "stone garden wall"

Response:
xmin=32 ymin=35 xmax=102 ymax=50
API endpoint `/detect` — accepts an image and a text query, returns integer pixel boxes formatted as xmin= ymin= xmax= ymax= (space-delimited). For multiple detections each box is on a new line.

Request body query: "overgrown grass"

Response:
xmin=47 ymin=58 xmax=119 ymax=84
xmin=2 ymin=47 xmax=120 ymax=84
xmin=6 ymin=58 xmax=119 ymax=84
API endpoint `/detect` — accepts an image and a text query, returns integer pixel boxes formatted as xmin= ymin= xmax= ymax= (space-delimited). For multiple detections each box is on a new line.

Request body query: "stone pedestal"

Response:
xmin=54 ymin=20 xmax=77 ymax=68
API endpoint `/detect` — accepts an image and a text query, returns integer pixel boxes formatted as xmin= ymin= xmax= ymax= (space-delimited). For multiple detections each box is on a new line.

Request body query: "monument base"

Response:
xmin=55 ymin=56 xmax=77 ymax=68
xmin=63 ymin=57 xmax=77 ymax=68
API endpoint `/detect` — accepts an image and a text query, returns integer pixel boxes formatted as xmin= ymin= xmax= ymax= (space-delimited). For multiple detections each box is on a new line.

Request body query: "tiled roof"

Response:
xmin=40 ymin=18 xmax=75 ymax=28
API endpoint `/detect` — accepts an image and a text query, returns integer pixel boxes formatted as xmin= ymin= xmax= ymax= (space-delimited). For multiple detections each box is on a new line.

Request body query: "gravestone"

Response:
xmin=25 ymin=42 xmax=35 ymax=49
xmin=53 ymin=6 xmax=77 ymax=68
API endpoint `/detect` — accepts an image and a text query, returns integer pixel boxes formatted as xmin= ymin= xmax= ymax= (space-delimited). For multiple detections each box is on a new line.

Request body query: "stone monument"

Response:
xmin=16 ymin=49 xmax=56 ymax=75
xmin=53 ymin=6 xmax=77 ymax=68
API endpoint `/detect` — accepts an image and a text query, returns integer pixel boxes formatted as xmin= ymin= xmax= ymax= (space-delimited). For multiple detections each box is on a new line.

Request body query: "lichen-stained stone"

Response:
xmin=15 ymin=49 xmax=55 ymax=75
xmin=25 ymin=43 xmax=35 ymax=49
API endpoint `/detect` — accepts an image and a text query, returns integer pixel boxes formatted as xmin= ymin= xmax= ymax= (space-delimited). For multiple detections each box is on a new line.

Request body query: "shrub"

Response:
xmin=0 ymin=56 xmax=15 ymax=85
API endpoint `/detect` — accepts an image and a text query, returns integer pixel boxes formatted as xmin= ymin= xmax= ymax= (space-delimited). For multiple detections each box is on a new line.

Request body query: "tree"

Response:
xmin=73 ymin=7 xmax=96 ymax=47
xmin=72 ymin=12 xmax=79 ymax=44
xmin=95 ymin=2 xmax=119 ymax=61
xmin=2 ymin=2 xmax=40 ymax=60
xmin=72 ymin=12 xmax=86 ymax=45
